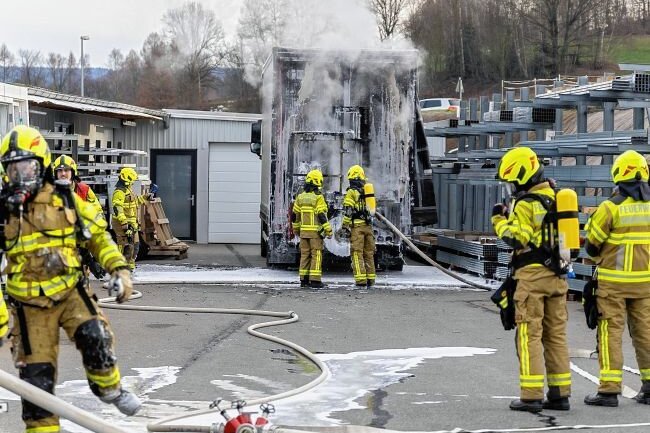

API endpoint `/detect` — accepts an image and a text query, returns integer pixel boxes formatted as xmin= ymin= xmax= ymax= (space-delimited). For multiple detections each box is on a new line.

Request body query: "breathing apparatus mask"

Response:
xmin=4 ymin=158 xmax=43 ymax=212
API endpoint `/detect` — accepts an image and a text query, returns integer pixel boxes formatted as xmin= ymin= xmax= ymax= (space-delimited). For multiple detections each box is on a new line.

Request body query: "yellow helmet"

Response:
xmin=347 ymin=164 xmax=366 ymax=180
xmin=119 ymin=167 xmax=138 ymax=183
xmin=53 ymin=155 xmax=78 ymax=176
xmin=611 ymin=150 xmax=649 ymax=184
xmin=497 ymin=147 xmax=541 ymax=186
xmin=0 ymin=125 xmax=52 ymax=169
xmin=305 ymin=169 xmax=323 ymax=187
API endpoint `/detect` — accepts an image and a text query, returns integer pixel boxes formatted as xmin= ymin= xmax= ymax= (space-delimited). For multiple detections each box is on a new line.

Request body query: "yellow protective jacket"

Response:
xmin=292 ymin=190 xmax=331 ymax=239
xmin=342 ymin=187 xmax=369 ymax=228
xmin=111 ymin=181 xmax=147 ymax=228
xmin=491 ymin=182 xmax=557 ymax=279
xmin=585 ymin=194 xmax=650 ymax=297
xmin=3 ymin=183 xmax=128 ymax=307
xmin=75 ymin=181 xmax=103 ymax=215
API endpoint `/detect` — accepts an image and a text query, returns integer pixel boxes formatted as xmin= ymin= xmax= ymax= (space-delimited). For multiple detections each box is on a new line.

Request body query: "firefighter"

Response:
xmin=583 ymin=150 xmax=650 ymax=407
xmin=0 ymin=125 xmax=140 ymax=432
xmin=292 ymin=169 xmax=332 ymax=288
xmin=341 ymin=165 xmax=376 ymax=288
xmin=111 ymin=167 xmax=149 ymax=270
xmin=53 ymin=155 xmax=103 ymax=214
xmin=492 ymin=147 xmax=571 ymax=412
xmin=53 ymin=155 xmax=106 ymax=279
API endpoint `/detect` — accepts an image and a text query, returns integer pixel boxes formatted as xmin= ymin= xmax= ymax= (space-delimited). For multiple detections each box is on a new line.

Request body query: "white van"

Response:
xmin=419 ymin=98 xmax=460 ymax=115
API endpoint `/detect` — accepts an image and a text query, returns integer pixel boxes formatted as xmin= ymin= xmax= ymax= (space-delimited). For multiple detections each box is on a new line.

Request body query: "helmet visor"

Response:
xmin=6 ymin=159 xmax=41 ymax=188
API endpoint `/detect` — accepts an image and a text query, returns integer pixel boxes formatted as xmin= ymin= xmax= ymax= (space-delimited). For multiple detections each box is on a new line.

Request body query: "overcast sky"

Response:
xmin=1 ymin=0 xmax=241 ymax=67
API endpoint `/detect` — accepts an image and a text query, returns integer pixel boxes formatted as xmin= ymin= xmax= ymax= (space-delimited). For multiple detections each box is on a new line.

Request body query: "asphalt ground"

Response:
xmin=1 ymin=245 xmax=649 ymax=433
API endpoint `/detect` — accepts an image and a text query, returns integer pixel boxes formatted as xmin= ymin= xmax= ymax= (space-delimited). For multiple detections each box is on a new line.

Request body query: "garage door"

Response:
xmin=208 ymin=143 xmax=261 ymax=243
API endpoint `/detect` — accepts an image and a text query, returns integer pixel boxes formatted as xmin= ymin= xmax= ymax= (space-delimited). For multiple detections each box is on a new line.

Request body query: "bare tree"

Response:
xmin=47 ymin=52 xmax=76 ymax=92
xmin=238 ymin=0 xmax=287 ymax=86
xmin=18 ymin=49 xmax=44 ymax=86
xmin=368 ymin=0 xmax=408 ymax=40
xmin=518 ymin=0 xmax=600 ymax=75
xmin=107 ymin=48 xmax=124 ymax=70
xmin=162 ymin=1 xmax=226 ymax=106
xmin=0 ymin=43 xmax=15 ymax=82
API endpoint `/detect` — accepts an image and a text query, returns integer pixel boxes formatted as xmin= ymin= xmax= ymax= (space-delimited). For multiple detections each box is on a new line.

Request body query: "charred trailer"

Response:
xmin=252 ymin=47 xmax=436 ymax=270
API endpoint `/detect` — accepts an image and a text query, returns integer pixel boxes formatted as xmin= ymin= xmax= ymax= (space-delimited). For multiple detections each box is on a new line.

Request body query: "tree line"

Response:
xmin=2 ymin=0 xmax=650 ymax=112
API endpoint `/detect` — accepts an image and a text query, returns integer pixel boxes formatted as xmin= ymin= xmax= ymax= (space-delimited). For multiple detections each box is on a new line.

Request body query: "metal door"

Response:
xmin=151 ymin=150 xmax=196 ymax=240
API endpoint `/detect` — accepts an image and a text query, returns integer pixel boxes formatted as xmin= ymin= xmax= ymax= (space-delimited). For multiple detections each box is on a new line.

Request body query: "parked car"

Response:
xmin=419 ymin=98 xmax=460 ymax=115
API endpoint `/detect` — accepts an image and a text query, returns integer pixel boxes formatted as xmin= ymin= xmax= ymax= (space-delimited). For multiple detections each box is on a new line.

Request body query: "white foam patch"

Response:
xmin=132 ymin=264 xmax=496 ymax=290
xmin=173 ymin=347 xmax=496 ymax=427
xmin=49 ymin=347 xmax=495 ymax=432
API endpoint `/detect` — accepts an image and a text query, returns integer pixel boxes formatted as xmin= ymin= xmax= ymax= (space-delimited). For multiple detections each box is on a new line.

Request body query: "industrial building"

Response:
xmin=0 ymin=82 xmax=262 ymax=245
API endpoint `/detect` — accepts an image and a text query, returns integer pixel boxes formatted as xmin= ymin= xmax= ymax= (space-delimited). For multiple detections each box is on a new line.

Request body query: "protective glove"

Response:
xmin=107 ymin=268 xmax=133 ymax=303
xmin=0 ymin=299 xmax=9 ymax=345
xmin=122 ymin=224 xmax=133 ymax=236
xmin=492 ymin=203 xmax=507 ymax=217
xmin=325 ymin=229 xmax=333 ymax=239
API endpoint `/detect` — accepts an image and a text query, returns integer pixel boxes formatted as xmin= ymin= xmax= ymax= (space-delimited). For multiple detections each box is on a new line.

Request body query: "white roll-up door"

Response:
xmin=208 ymin=143 xmax=261 ymax=243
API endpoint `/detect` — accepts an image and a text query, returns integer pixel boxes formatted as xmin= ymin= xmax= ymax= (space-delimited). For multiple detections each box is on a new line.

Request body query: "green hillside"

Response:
xmin=610 ymin=35 xmax=650 ymax=65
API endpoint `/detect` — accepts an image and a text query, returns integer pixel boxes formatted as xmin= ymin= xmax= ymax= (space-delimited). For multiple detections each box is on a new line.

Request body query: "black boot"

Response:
xmin=634 ymin=392 xmax=650 ymax=404
xmin=509 ymin=399 xmax=543 ymax=413
xmin=366 ymin=280 xmax=375 ymax=288
xmin=310 ymin=280 xmax=326 ymax=289
xmin=584 ymin=392 xmax=618 ymax=407
xmin=542 ymin=397 xmax=570 ymax=410
xmin=300 ymin=278 xmax=310 ymax=288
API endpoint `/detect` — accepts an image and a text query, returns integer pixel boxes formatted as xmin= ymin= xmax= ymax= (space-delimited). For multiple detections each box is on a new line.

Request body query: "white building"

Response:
xmin=119 ymin=109 xmax=262 ymax=244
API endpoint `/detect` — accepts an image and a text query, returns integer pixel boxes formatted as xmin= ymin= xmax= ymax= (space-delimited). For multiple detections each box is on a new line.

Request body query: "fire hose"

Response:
xmin=374 ymin=212 xmax=493 ymax=291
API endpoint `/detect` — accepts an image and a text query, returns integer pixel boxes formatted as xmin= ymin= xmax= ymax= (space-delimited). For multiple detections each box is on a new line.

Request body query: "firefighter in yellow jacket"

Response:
xmin=111 ymin=167 xmax=149 ymax=270
xmin=53 ymin=155 xmax=107 ymax=279
xmin=0 ymin=125 xmax=140 ymax=433
xmin=492 ymin=147 xmax=571 ymax=412
xmin=292 ymin=169 xmax=332 ymax=288
xmin=583 ymin=150 xmax=650 ymax=407
xmin=341 ymin=165 xmax=376 ymax=287
xmin=53 ymin=155 xmax=103 ymax=214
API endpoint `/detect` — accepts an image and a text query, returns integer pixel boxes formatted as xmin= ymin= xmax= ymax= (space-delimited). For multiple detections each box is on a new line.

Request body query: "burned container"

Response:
xmin=254 ymin=47 xmax=436 ymax=269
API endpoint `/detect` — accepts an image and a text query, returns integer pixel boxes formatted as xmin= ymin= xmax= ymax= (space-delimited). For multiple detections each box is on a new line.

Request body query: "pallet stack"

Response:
xmin=141 ymin=198 xmax=189 ymax=259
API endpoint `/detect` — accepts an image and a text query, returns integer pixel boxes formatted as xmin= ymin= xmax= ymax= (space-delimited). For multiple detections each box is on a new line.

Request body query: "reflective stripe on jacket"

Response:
xmin=4 ymin=183 xmax=128 ymax=306
xmin=292 ymin=191 xmax=330 ymax=238
xmin=342 ymin=188 xmax=368 ymax=227
xmin=111 ymin=184 xmax=146 ymax=227
xmin=491 ymin=182 xmax=556 ymax=277
xmin=585 ymin=194 xmax=650 ymax=295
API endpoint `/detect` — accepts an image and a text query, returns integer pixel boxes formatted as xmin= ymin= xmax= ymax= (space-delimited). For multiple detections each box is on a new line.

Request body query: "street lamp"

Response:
xmin=80 ymin=35 xmax=90 ymax=97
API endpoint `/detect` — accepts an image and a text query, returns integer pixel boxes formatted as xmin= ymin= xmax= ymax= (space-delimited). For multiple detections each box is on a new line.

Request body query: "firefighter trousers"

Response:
xmin=114 ymin=226 xmax=139 ymax=271
xmin=350 ymin=224 xmax=376 ymax=285
xmin=514 ymin=273 xmax=571 ymax=400
xmin=299 ymin=237 xmax=323 ymax=283
xmin=596 ymin=295 xmax=650 ymax=394
xmin=10 ymin=282 xmax=122 ymax=432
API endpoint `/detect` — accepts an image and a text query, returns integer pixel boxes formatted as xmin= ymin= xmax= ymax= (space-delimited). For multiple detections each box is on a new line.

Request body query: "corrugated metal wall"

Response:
xmin=117 ymin=116 xmax=255 ymax=243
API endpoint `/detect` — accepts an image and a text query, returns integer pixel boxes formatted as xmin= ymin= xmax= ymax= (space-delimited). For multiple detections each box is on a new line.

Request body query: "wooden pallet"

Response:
xmin=141 ymin=198 xmax=189 ymax=259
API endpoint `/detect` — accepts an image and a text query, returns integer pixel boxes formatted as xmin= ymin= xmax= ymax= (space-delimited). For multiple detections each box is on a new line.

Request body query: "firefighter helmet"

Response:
xmin=611 ymin=150 xmax=649 ymax=183
xmin=119 ymin=167 xmax=138 ymax=184
xmin=53 ymin=155 xmax=78 ymax=176
xmin=305 ymin=169 xmax=323 ymax=187
xmin=497 ymin=147 xmax=542 ymax=186
xmin=0 ymin=125 xmax=52 ymax=169
xmin=347 ymin=165 xmax=366 ymax=180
